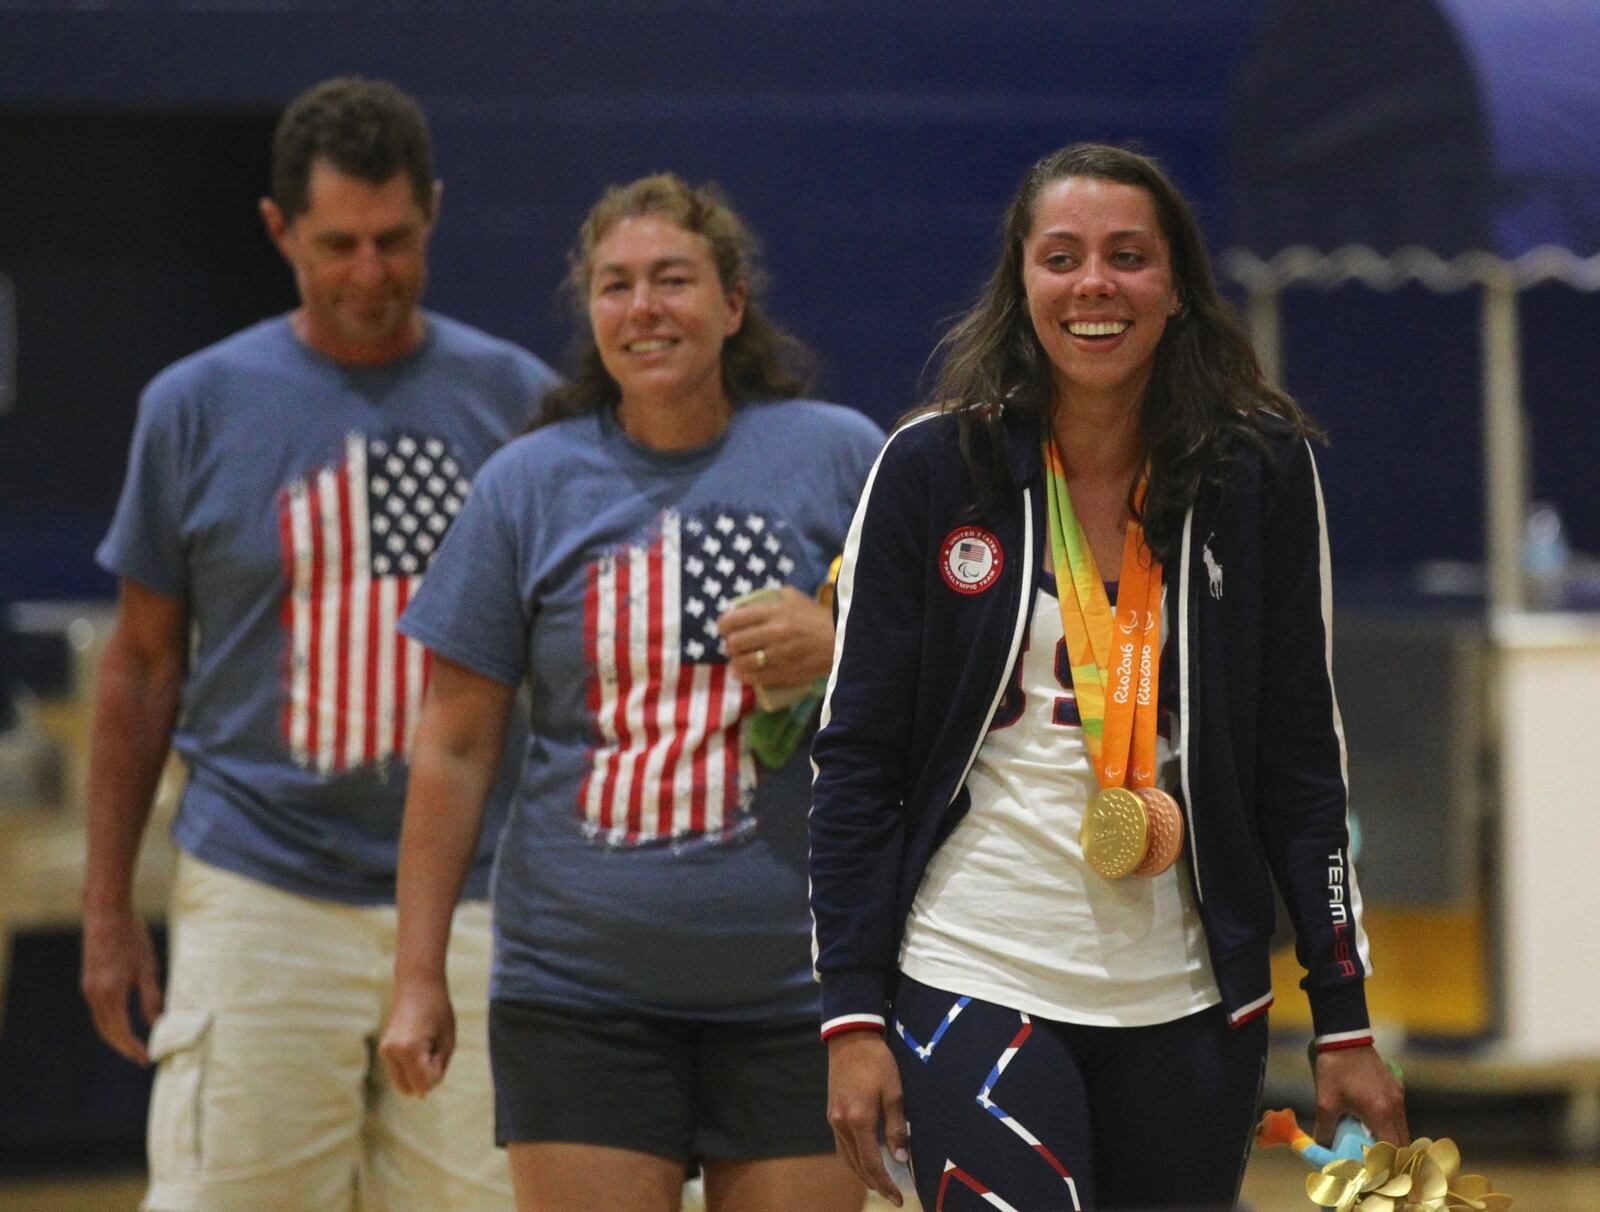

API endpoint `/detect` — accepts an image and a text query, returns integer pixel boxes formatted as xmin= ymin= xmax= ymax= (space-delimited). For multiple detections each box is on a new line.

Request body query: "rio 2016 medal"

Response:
xmin=1080 ymin=787 xmax=1149 ymax=879
xmin=1081 ymin=786 xmax=1185 ymax=880
xmin=1131 ymin=787 xmax=1184 ymax=877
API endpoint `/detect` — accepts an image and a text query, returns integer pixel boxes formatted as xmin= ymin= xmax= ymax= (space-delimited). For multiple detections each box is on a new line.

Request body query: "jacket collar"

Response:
xmin=998 ymin=403 xmax=1043 ymax=485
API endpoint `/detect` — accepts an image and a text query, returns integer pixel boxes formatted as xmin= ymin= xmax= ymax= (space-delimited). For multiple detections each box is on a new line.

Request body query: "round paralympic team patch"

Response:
xmin=939 ymin=526 xmax=1003 ymax=594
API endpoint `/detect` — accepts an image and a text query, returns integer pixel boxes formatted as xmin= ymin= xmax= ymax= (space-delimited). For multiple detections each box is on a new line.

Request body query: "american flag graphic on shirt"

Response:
xmin=278 ymin=431 xmax=469 ymax=774
xmin=580 ymin=505 xmax=796 ymax=847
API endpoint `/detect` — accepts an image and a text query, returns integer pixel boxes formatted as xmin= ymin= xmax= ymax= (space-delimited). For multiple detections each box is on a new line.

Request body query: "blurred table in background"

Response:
xmin=0 ymin=601 xmax=179 ymax=1024
xmin=1268 ymin=602 xmax=1600 ymax=1156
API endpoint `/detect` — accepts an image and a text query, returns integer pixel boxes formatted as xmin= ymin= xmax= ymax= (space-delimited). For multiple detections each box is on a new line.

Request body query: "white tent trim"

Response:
xmin=1223 ymin=244 xmax=1600 ymax=614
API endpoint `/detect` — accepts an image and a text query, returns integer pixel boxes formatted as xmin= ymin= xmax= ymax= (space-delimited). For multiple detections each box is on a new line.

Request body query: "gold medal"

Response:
xmin=1080 ymin=787 xmax=1149 ymax=879
xmin=1080 ymin=786 xmax=1186 ymax=880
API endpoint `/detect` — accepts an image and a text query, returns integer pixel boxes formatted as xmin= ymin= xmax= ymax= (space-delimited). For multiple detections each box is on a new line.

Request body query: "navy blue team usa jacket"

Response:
xmin=808 ymin=405 xmax=1374 ymax=1050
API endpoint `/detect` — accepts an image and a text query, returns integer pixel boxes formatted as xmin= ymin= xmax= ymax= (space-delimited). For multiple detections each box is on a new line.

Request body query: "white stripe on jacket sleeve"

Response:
xmin=808 ymin=412 xmax=936 ymax=977
xmin=1305 ymin=438 xmax=1372 ymax=979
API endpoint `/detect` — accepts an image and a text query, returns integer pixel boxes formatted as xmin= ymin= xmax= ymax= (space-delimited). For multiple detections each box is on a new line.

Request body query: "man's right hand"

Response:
xmin=79 ymin=579 xmax=186 ymax=1067
xmin=81 ymin=904 xmax=164 ymax=1065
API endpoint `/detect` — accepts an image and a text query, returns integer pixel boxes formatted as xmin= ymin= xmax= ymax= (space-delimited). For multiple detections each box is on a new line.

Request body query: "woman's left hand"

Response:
xmin=717 ymin=586 xmax=834 ymax=689
xmin=1313 ymin=1044 xmax=1410 ymax=1146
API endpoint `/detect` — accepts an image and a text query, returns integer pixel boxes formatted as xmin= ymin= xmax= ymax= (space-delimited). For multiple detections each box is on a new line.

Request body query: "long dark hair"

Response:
xmin=533 ymin=173 xmax=813 ymax=430
xmin=932 ymin=142 xmax=1317 ymax=563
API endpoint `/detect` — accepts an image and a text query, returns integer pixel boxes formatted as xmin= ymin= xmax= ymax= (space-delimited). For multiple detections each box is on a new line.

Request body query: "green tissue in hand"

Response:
xmin=748 ymin=683 xmax=824 ymax=769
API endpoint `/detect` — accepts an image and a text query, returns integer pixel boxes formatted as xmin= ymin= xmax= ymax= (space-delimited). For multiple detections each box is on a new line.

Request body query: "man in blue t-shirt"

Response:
xmin=80 ymin=78 xmax=555 ymax=1212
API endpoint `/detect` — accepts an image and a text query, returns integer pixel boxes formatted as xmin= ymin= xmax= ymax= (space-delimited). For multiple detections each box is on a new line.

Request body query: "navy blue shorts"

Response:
xmin=489 ymin=999 xmax=835 ymax=1163
xmin=889 ymin=975 xmax=1267 ymax=1210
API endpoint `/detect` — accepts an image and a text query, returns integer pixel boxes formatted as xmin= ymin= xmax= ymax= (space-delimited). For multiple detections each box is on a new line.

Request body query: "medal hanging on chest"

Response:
xmin=1042 ymin=439 xmax=1185 ymax=879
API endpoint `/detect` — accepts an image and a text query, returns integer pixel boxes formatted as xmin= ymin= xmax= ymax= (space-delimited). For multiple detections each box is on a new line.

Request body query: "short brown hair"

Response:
xmin=270 ymin=77 xmax=433 ymax=222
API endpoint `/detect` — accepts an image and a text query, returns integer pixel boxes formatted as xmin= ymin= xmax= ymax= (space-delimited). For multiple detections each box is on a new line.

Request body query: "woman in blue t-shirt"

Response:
xmin=379 ymin=174 xmax=881 ymax=1212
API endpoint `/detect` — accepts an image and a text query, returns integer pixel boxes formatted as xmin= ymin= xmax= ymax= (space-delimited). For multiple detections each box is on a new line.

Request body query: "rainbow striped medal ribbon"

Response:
xmin=1042 ymin=440 xmax=1184 ymax=879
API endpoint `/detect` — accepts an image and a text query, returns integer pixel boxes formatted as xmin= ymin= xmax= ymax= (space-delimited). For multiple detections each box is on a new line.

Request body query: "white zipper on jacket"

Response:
xmin=947 ymin=487 xmax=1036 ymax=806
xmin=1176 ymin=504 xmax=1202 ymax=904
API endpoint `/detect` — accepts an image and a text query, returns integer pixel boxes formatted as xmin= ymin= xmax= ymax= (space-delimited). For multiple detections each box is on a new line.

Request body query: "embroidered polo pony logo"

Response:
xmin=1202 ymin=540 xmax=1224 ymax=599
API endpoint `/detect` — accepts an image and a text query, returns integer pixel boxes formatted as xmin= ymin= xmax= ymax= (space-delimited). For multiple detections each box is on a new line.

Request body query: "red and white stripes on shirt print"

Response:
xmin=579 ymin=505 xmax=795 ymax=847
xmin=278 ymin=430 xmax=468 ymax=773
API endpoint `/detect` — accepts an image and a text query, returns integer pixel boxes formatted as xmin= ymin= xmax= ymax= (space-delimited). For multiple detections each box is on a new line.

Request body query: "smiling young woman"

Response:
xmin=1022 ymin=176 xmax=1180 ymax=420
xmin=1018 ymin=174 xmax=1184 ymax=575
xmin=809 ymin=144 xmax=1407 ymax=1211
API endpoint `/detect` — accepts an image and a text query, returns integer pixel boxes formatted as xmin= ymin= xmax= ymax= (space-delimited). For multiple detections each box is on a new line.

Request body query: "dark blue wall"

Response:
xmin=0 ymin=2 xmax=1268 ymax=602
xmin=0 ymin=4 xmax=1267 ymax=383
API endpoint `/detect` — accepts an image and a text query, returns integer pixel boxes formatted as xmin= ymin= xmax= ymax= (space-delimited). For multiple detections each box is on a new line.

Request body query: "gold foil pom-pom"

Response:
xmin=1307 ymin=1146 xmax=1412 ymax=1211
xmin=1306 ymin=1137 xmax=1511 ymax=1211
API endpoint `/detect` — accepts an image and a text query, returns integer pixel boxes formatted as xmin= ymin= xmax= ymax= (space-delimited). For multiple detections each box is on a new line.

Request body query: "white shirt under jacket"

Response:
xmin=898 ymin=580 xmax=1221 ymax=1026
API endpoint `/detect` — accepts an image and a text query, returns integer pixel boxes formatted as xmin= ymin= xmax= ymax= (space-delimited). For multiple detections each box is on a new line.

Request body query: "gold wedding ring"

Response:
xmin=754 ymin=647 xmax=768 ymax=669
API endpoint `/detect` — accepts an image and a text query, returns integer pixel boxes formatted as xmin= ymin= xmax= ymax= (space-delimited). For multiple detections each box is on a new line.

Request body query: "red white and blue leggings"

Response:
xmin=889 ymin=974 xmax=1268 ymax=1211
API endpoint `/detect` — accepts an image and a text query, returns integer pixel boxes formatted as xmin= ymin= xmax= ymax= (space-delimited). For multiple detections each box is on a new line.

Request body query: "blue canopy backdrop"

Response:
xmin=1225 ymin=0 xmax=1600 ymax=601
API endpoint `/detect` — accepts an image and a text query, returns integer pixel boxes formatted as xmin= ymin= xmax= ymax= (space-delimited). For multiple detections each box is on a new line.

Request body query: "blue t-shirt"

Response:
xmin=97 ymin=313 xmax=559 ymax=904
xmin=400 ymin=401 xmax=884 ymax=1019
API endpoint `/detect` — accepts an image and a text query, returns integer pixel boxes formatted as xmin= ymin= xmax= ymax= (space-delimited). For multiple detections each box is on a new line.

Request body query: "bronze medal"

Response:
xmin=1131 ymin=787 xmax=1185 ymax=877
xmin=1080 ymin=787 xmax=1149 ymax=879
